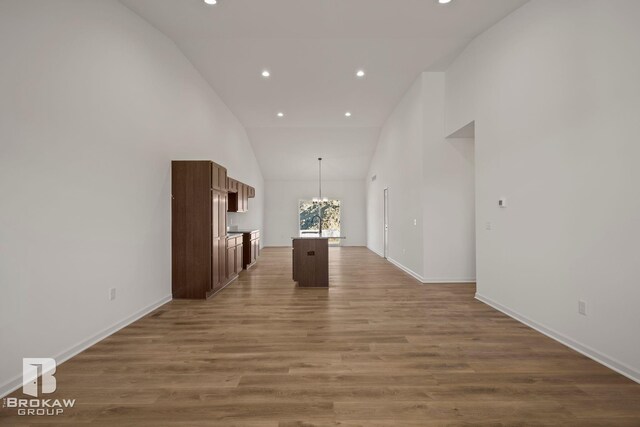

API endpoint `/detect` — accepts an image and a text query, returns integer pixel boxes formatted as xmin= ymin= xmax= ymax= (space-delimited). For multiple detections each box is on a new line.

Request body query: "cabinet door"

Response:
xmin=211 ymin=191 xmax=221 ymax=290
xmin=219 ymin=167 xmax=227 ymax=191
xmin=227 ymin=246 xmax=235 ymax=279
xmin=219 ymin=192 xmax=227 ymax=237
xmin=251 ymin=240 xmax=256 ymax=263
xmin=212 ymin=190 xmax=227 ymax=289
xmin=212 ymin=191 xmax=222 ymax=290
xmin=242 ymin=184 xmax=248 ymax=212
xmin=212 ymin=237 xmax=221 ymax=291
xmin=236 ymin=244 xmax=243 ymax=274
xmin=212 ymin=190 xmax=220 ymax=239
xmin=220 ymin=193 xmax=227 ymax=284
xmin=211 ymin=162 xmax=220 ymax=190
xmin=211 ymin=162 xmax=227 ymax=191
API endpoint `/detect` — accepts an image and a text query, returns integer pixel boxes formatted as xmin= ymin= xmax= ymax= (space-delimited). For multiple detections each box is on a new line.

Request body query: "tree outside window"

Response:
xmin=299 ymin=200 xmax=341 ymax=245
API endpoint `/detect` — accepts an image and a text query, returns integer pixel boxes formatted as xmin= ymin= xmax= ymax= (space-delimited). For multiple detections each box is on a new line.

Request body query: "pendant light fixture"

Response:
xmin=318 ymin=157 xmax=323 ymax=202
xmin=313 ymin=157 xmax=329 ymax=202
xmin=313 ymin=157 xmax=328 ymax=203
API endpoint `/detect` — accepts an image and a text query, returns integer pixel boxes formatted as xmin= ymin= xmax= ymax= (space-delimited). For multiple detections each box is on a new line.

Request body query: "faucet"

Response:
xmin=311 ymin=215 xmax=323 ymax=237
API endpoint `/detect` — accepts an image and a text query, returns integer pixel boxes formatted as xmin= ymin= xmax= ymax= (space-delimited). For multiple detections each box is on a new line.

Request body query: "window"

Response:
xmin=299 ymin=199 xmax=341 ymax=245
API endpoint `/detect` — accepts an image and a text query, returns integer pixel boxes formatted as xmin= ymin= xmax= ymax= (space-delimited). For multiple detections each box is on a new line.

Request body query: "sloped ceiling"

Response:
xmin=121 ymin=0 xmax=528 ymax=180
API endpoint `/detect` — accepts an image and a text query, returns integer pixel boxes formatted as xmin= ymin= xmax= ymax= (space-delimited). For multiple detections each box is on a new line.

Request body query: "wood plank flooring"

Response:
xmin=2 ymin=247 xmax=639 ymax=426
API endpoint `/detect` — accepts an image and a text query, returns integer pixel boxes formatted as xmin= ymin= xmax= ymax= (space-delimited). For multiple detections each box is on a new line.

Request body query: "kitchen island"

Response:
xmin=291 ymin=237 xmax=329 ymax=287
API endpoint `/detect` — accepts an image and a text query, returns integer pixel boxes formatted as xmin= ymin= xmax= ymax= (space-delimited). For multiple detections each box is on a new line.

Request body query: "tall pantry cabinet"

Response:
xmin=172 ymin=161 xmax=228 ymax=299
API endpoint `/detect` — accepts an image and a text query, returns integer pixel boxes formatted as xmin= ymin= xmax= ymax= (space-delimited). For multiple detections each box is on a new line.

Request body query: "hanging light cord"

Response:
xmin=318 ymin=157 xmax=322 ymax=201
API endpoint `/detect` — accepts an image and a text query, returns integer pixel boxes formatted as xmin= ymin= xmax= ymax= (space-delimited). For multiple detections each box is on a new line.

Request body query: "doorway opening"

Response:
xmin=445 ymin=120 xmax=476 ymax=282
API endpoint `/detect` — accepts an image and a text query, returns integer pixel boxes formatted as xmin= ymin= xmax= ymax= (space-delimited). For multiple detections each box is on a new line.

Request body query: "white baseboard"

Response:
xmin=370 ymin=246 xmax=476 ymax=285
xmin=422 ymin=278 xmax=476 ymax=284
xmin=367 ymin=246 xmax=384 ymax=258
xmin=475 ymin=293 xmax=640 ymax=384
xmin=387 ymin=257 xmax=425 ymax=283
xmin=0 ymin=294 xmax=172 ymax=398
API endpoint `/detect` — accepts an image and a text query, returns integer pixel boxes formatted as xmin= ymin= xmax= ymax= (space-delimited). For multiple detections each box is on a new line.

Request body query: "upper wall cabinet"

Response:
xmin=211 ymin=161 xmax=228 ymax=191
xmin=227 ymin=177 xmax=255 ymax=213
xmin=226 ymin=177 xmax=238 ymax=192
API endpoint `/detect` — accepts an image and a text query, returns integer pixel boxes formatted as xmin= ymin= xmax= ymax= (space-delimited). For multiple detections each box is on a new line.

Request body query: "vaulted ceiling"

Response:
xmin=121 ymin=0 xmax=528 ymax=180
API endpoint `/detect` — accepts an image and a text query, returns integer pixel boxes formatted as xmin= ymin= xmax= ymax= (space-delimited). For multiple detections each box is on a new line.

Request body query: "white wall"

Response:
xmin=367 ymin=78 xmax=424 ymax=275
xmin=0 ymin=0 xmax=263 ymax=395
xmin=422 ymin=73 xmax=476 ymax=283
xmin=445 ymin=0 xmax=640 ymax=381
xmin=366 ymin=73 xmax=476 ymax=282
xmin=264 ymin=180 xmax=366 ymax=247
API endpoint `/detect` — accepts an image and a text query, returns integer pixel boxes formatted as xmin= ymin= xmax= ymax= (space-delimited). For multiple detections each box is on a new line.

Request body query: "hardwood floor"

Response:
xmin=2 ymin=247 xmax=639 ymax=426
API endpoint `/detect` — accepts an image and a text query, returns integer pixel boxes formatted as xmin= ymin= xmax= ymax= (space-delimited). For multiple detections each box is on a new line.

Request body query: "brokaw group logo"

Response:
xmin=2 ymin=358 xmax=76 ymax=417
xmin=23 ymin=358 xmax=57 ymax=397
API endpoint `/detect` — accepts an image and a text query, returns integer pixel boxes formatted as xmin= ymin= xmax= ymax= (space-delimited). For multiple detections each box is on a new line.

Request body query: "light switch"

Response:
xmin=578 ymin=300 xmax=587 ymax=316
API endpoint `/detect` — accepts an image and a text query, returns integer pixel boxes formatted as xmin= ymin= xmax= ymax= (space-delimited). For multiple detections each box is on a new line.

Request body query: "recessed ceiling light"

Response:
xmin=204 ymin=0 xmax=217 ymax=5
xmin=438 ymin=0 xmax=452 ymax=4
xmin=277 ymin=112 xmax=284 ymax=118
xmin=356 ymin=70 xmax=366 ymax=78
xmin=345 ymin=112 xmax=352 ymax=117
xmin=261 ymin=70 xmax=270 ymax=78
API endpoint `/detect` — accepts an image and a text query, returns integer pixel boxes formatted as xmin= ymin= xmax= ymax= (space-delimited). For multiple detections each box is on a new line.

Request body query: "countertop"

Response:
xmin=291 ymin=236 xmax=347 ymax=239
xmin=226 ymin=229 xmax=259 ymax=238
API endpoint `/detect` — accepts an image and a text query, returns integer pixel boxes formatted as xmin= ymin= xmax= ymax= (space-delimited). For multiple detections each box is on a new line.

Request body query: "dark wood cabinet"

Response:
xmin=242 ymin=230 xmax=260 ymax=269
xmin=227 ymin=246 xmax=235 ymax=276
xmin=225 ymin=235 xmax=243 ymax=283
xmin=172 ymin=160 xmax=228 ymax=299
xmin=227 ymin=177 xmax=254 ymax=213
xmin=239 ymin=182 xmax=245 ymax=212
xmin=292 ymin=238 xmax=329 ymax=287
xmin=211 ymin=162 xmax=227 ymax=191
xmin=237 ymin=244 xmax=243 ymax=272
xmin=211 ymin=189 xmax=227 ymax=292
xmin=172 ymin=161 xmax=258 ymax=299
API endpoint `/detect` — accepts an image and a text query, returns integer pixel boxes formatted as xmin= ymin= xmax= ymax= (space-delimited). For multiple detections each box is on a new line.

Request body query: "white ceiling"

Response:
xmin=121 ymin=0 xmax=529 ymax=180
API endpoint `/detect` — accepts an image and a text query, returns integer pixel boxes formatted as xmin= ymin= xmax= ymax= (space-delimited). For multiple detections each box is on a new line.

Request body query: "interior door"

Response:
xmin=383 ymin=188 xmax=389 ymax=259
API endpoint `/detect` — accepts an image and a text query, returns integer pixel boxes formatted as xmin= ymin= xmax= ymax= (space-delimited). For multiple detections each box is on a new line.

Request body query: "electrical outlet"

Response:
xmin=578 ymin=300 xmax=587 ymax=316
xmin=485 ymin=222 xmax=492 ymax=230
xmin=109 ymin=288 xmax=116 ymax=301
xmin=413 ymin=219 xmax=417 ymax=226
